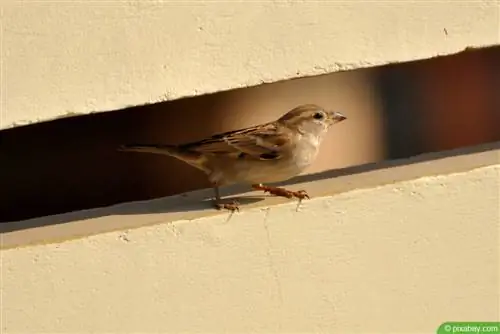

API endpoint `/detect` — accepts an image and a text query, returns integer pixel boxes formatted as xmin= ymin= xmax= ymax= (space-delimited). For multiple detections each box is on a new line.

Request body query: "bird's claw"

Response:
xmin=253 ymin=185 xmax=310 ymax=200
xmin=214 ymin=200 xmax=240 ymax=212
xmin=292 ymin=190 xmax=310 ymax=200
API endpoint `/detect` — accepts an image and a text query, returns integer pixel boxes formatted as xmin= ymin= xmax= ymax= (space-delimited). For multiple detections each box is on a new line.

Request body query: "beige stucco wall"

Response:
xmin=2 ymin=148 xmax=499 ymax=333
xmin=2 ymin=1 xmax=500 ymax=333
xmin=2 ymin=1 xmax=499 ymax=129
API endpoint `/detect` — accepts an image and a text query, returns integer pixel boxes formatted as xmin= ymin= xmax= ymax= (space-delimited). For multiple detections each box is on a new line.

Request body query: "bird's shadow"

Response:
xmin=0 ymin=188 xmax=268 ymax=233
xmin=1 ymin=141 xmax=498 ymax=234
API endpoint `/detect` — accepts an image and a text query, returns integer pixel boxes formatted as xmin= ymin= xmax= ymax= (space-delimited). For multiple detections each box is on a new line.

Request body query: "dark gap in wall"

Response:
xmin=375 ymin=63 xmax=423 ymax=159
xmin=376 ymin=46 xmax=500 ymax=158
xmin=1 ymin=46 xmax=499 ymax=223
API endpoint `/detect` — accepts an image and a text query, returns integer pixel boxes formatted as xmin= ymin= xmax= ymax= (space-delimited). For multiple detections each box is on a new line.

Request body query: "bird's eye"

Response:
xmin=313 ymin=112 xmax=324 ymax=120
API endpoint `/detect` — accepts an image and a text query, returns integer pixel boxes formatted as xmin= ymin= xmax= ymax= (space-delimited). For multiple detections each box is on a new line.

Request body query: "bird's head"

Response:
xmin=278 ymin=104 xmax=347 ymax=136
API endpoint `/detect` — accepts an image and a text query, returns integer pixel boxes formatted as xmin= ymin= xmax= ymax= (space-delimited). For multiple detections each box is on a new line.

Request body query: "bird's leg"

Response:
xmin=212 ymin=184 xmax=240 ymax=212
xmin=252 ymin=184 xmax=309 ymax=201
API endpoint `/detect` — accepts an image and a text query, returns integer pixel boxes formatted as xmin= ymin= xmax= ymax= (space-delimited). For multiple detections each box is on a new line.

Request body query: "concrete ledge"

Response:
xmin=1 ymin=142 xmax=499 ymax=250
xmin=1 ymin=143 xmax=499 ymax=333
xmin=3 ymin=1 xmax=499 ymax=129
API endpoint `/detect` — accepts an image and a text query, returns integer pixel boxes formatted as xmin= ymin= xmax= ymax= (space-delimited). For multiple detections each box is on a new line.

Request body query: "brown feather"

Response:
xmin=178 ymin=122 xmax=291 ymax=160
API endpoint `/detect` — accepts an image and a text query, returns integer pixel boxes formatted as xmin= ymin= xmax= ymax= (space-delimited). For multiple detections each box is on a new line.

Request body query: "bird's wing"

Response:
xmin=180 ymin=123 xmax=292 ymax=160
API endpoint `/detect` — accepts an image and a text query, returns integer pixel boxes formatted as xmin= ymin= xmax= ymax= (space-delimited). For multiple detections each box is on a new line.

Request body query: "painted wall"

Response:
xmin=2 ymin=158 xmax=499 ymax=333
xmin=2 ymin=1 xmax=499 ymax=129
xmin=1 ymin=2 xmax=499 ymax=333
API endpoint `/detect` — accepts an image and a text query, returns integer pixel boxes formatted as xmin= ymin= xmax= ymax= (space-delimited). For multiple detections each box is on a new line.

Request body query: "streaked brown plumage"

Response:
xmin=120 ymin=104 xmax=347 ymax=211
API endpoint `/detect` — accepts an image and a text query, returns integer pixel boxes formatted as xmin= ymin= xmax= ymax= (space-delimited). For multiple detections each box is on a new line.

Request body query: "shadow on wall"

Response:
xmin=1 ymin=46 xmax=499 ymax=223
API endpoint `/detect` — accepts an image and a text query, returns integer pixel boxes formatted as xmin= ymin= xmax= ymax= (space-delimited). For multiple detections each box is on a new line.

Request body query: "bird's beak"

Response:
xmin=328 ymin=111 xmax=347 ymax=124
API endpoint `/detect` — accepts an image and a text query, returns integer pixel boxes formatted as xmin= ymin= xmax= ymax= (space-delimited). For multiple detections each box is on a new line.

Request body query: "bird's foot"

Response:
xmin=214 ymin=200 xmax=240 ymax=212
xmin=252 ymin=184 xmax=310 ymax=200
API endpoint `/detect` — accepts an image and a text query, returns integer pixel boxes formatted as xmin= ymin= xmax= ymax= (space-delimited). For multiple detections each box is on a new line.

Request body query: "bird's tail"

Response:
xmin=118 ymin=143 xmax=179 ymax=156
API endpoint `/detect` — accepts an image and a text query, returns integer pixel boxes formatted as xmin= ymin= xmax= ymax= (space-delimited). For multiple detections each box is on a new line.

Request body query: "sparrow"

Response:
xmin=119 ymin=104 xmax=347 ymax=211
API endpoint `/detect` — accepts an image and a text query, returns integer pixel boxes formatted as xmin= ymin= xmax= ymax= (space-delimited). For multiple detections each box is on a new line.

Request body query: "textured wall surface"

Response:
xmin=2 ymin=162 xmax=499 ymax=333
xmin=2 ymin=1 xmax=499 ymax=333
xmin=2 ymin=1 xmax=499 ymax=129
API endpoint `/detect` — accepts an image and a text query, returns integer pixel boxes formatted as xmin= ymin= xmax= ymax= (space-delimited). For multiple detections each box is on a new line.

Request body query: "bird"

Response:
xmin=119 ymin=104 xmax=347 ymax=211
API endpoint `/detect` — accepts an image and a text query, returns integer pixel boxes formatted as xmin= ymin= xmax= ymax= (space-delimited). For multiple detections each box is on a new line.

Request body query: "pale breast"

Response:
xmin=209 ymin=134 xmax=321 ymax=185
